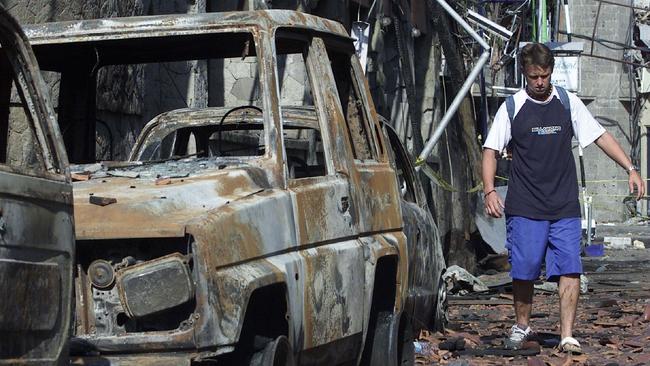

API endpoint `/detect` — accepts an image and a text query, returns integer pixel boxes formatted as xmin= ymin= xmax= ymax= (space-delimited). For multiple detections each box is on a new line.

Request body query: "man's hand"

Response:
xmin=629 ymin=170 xmax=645 ymax=200
xmin=595 ymin=132 xmax=646 ymax=200
xmin=484 ymin=190 xmax=505 ymax=218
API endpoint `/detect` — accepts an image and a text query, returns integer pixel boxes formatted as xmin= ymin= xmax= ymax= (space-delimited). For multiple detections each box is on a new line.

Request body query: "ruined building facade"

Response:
xmin=2 ymin=0 xmax=645 ymax=259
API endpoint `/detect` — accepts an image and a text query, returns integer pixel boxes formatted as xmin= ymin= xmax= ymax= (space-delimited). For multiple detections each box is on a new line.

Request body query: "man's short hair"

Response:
xmin=519 ymin=43 xmax=554 ymax=70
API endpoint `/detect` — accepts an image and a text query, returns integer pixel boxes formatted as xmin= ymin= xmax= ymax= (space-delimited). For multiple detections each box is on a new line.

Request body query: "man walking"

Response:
xmin=481 ymin=43 xmax=645 ymax=353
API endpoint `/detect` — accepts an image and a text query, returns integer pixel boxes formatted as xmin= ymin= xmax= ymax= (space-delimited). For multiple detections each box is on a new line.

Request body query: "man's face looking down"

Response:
xmin=524 ymin=65 xmax=552 ymax=101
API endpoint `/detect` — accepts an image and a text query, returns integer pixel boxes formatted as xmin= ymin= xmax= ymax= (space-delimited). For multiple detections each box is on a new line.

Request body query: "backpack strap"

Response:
xmin=505 ymin=95 xmax=515 ymax=123
xmin=555 ymin=85 xmax=571 ymax=116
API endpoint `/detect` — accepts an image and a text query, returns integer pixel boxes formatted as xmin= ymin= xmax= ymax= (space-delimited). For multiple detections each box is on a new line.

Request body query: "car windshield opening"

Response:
xmin=32 ymin=31 xmax=265 ymax=167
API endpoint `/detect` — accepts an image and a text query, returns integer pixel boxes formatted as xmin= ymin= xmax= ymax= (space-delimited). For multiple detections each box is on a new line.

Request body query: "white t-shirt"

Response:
xmin=483 ymin=87 xmax=606 ymax=152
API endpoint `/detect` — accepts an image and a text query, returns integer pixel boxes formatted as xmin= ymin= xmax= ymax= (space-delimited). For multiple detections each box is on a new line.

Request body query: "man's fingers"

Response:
xmin=485 ymin=200 xmax=502 ymax=218
xmin=630 ymin=173 xmax=645 ymax=200
xmin=637 ymin=174 xmax=646 ymax=199
xmin=639 ymin=180 xmax=645 ymax=199
xmin=637 ymin=180 xmax=643 ymax=200
xmin=484 ymin=194 xmax=504 ymax=218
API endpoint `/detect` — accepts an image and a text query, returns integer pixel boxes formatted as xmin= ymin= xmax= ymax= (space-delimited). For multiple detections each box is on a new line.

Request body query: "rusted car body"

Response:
xmin=16 ymin=10 xmax=446 ymax=365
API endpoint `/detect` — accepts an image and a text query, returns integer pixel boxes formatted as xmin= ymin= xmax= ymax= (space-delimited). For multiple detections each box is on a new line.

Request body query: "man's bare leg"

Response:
xmin=558 ymin=274 xmax=580 ymax=339
xmin=513 ymin=279 xmax=534 ymax=327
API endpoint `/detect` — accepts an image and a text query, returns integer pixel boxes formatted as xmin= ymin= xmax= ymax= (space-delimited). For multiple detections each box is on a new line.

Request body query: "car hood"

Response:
xmin=73 ymin=167 xmax=268 ymax=240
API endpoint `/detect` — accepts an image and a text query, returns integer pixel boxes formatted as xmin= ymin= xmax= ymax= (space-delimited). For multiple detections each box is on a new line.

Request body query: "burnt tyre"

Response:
xmin=249 ymin=335 xmax=295 ymax=366
xmin=433 ymin=275 xmax=448 ymax=332
xmin=362 ymin=311 xmax=414 ymax=366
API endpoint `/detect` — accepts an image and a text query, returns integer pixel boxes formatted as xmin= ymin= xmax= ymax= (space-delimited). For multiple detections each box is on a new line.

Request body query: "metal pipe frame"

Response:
xmin=416 ymin=0 xmax=490 ymax=166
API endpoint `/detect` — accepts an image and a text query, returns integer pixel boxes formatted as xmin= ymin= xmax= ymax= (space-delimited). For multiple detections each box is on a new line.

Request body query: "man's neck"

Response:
xmin=526 ymin=85 xmax=553 ymax=101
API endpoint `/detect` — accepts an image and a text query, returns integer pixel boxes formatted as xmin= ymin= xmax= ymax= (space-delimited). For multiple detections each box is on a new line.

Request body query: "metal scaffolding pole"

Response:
xmin=416 ymin=0 xmax=490 ymax=167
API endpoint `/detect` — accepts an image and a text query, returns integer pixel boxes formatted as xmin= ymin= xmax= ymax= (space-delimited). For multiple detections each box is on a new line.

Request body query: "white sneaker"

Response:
xmin=504 ymin=324 xmax=532 ymax=350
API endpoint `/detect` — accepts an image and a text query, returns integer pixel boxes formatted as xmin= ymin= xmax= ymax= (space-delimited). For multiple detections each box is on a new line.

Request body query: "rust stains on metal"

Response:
xmin=73 ymin=168 xmax=268 ymax=239
xmin=5 ymin=9 xmax=448 ymax=364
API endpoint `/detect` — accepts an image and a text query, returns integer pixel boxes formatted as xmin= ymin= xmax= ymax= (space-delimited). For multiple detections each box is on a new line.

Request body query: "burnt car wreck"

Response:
xmin=1 ymin=8 xmax=446 ymax=366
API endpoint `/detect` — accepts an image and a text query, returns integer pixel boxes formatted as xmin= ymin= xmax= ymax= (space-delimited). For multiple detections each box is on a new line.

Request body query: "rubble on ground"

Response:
xmin=416 ymin=248 xmax=650 ymax=365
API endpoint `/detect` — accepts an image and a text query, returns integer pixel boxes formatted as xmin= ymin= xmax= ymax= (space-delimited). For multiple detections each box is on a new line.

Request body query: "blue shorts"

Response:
xmin=506 ymin=216 xmax=582 ymax=282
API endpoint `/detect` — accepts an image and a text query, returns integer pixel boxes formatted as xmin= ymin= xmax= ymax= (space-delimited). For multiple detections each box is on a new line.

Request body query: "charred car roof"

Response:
xmin=14 ymin=11 xmax=351 ymax=70
xmin=20 ymin=10 xmax=349 ymax=44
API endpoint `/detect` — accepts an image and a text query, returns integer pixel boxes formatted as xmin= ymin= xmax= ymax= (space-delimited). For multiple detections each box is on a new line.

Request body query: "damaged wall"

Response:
xmin=567 ymin=0 xmax=637 ymax=222
xmin=5 ymin=0 xmax=640 ymax=264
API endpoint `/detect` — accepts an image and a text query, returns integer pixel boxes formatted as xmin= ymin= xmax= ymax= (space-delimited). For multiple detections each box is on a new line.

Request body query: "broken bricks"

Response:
xmin=88 ymin=195 xmax=117 ymax=206
xmin=415 ymin=249 xmax=650 ymax=365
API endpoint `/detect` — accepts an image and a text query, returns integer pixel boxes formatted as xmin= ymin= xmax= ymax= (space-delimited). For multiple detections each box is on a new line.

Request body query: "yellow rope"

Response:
xmin=420 ymin=164 xmax=484 ymax=193
xmin=417 ymin=163 xmax=648 ymax=196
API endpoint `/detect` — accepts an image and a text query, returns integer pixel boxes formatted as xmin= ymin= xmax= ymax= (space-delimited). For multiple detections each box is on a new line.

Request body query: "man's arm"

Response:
xmin=482 ymin=148 xmax=505 ymax=218
xmin=594 ymin=131 xmax=645 ymax=200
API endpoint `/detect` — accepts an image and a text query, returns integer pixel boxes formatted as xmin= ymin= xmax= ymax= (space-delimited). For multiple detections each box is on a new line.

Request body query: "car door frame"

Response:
xmin=0 ymin=6 xmax=74 ymax=365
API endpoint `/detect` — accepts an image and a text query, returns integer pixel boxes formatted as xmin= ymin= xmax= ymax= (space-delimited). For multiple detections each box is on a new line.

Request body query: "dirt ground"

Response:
xmin=416 ymin=248 xmax=650 ymax=365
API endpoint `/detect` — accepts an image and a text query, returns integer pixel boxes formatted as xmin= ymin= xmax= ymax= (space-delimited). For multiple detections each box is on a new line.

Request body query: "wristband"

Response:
xmin=484 ymin=189 xmax=496 ymax=199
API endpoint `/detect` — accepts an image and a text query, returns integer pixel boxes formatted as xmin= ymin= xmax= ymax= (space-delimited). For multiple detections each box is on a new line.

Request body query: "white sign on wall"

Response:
xmin=351 ymin=21 xmax=370 ymax=73
xmin=551 ymin=56 xmax=580 ymax=92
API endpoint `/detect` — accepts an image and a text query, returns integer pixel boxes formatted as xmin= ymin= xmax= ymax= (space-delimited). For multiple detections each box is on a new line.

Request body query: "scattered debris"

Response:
xmin=71 ymin=172 xmax=90 ymax=181
xmin=526 ymin=356 xmax=545 ymax=366
xmin=580 ymin=274 xmax=589 ymax=294
xmin=413 ymin=340 xmax=431 ymax=355
xmin=532 ymin=275 xmax=587 ymax=294
xmin=439 ymin=337 xmax=466 ymax=351
xmin=444 ymin=265 xmax=489 ymax=294
xmin=604 ymin=236 xmax=632 ymax=249
xmin=477 ymin=271 xmax=511 ymax=288
xmin=449 ymin=298 xmax=512 ymax=306
xmin=107 ymin=170 xmax=140 ymax=178
xmin=416 ymin=248 xmax=650 ymax=365
xmin=155 ymin=177 xmax=172 ymax=185
xmin=595 ymin=264 xmax=609 ymax=273
xmin=478 ymin=254 xmax=510 ymax=272
xmin=633 ymin=240 xmax=645 ymax=249
xmin=534 ymin=281 xmax=557 ymax=292
xmin=89 ymin=196 xmax=117 ymax=206
xmin=101 ymin=161 xmax=143 ymax=169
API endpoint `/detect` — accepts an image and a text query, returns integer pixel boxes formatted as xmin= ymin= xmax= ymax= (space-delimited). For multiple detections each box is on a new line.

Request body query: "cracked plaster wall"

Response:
xmin=566 ymin=0 xmax=636 ymax=222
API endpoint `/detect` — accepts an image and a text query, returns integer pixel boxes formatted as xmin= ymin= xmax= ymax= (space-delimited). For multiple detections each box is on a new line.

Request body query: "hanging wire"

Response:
xmin=365 ymin=0 xmax=378 ymax=22
xmin=506 ymin=0 xmax=531 ymax=16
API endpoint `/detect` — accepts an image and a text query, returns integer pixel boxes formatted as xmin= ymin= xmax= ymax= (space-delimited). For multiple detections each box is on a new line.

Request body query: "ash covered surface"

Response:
xmin=416 ymin=248 xmax=650 ymax=365
xmin=71 ymin=157 xmax=247 ymax=180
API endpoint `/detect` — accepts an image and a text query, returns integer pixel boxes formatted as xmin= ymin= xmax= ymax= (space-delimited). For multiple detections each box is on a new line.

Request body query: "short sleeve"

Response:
xmin=569 ymin=93 xmax=606 ymax=148
xmin=483 ymin=102 xmax=511 ymax=152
